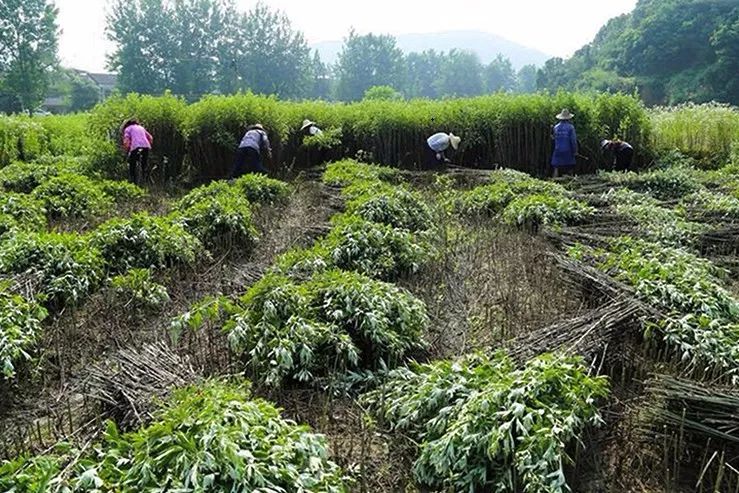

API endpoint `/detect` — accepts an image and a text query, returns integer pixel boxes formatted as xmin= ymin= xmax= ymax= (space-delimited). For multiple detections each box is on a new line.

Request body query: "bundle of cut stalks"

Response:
xmin=85 ymin=342 xmax=198 ymax=428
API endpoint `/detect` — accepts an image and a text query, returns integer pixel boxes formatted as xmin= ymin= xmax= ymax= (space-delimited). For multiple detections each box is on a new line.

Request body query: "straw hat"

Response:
xmin=556 ymin=109 xmax=574 ymax=120
xmin=449 ymin=133 xmax=461 ymax=150
xmin=300 ymin=119 xmax=316 ymax=131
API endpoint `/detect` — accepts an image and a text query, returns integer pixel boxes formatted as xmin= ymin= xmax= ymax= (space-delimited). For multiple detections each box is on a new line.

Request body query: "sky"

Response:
xmin=56 ymin=0 xmax=638 ymax=73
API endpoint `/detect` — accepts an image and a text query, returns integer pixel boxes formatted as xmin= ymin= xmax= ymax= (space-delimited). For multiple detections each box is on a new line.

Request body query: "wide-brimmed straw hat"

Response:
xmin=251 ymin=123 xmax=264 ymax=131
xmin=449 ymin=133 xmax=461 ymax=150
xmin=556 ymin=109 xmax=574 ymax=120
xmin=300 ymin=119 xmax=316 ymax=131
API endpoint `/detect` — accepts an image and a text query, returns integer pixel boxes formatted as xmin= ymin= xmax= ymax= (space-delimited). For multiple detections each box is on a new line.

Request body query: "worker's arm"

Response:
xmin=122 ymin=128 xmax=131 ymax=152
xmin=262 ymin=132 xmax=273 ymax=159
xmin=570 ymin=127 xmax=579 ymax=155
xmin=146 ymin=130 xmax=153 ymax=146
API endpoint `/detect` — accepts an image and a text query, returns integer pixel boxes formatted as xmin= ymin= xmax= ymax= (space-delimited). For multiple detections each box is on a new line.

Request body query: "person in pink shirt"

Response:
xmin=122 ymin=119 xmax=153 ymax=185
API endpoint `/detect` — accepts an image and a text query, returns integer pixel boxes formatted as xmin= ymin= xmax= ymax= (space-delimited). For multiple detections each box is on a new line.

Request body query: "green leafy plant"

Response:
xmin=98 ymin=179 xmax=147 ymax=203
xmin=32 ymin=173 xmax=112 ymax=219
xmin=227 ymin=270 xmax=427 ymax=387
xmin=169 ymin=294 xmax=238 ymax=344
xmin=0 ymin=193 xmax=46 ymax=235
xmin=173 ymin=185 xmax=258 ymax=250
xmin=363 ymin=351 xmax=608 ymax=492
xmin=322 ymin=159 xmax=400 ymax=187
xmin=233 ymin=174 xmax=291 ymax=205
xmin=502 ymin=193 xmax=595 ymax=229
xmin=0 ymin=380 xmax=349 ymax=491
xmin=109 ymin=269 xmax=170 ymax=313
xmin=0 ymin=232 xmax=105 ymax=308
xmin=345 ymin=185 xmax=434 ymax=232
xmin=0 ymin=283 xmax=48 ymax=378
xmin=0 ymin=162 xmax=58 ymax=193
xmin=92 ymin=213 xmax=202 ymax=274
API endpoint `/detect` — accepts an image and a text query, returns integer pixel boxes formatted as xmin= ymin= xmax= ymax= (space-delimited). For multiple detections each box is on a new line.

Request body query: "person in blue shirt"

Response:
xmin=424 ymin=132 xmax=461 ymax=168
xmin=601 ymin=139 xmax=634 ymax=171
xmin=551 ymin=109 xmax=578 ymax=178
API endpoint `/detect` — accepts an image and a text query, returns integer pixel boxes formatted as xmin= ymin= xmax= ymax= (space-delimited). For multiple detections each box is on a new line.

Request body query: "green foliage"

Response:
xmin=303 ymin=126 xmax=343 ymax=151
xmin=680 ymin=189 xmax=739 ymax=220
xmin=0 ymin=283 xmax=47 ymax=378
xmin=336 ymin=31 xmax=405 ymax=101
xmin=0 ymin=380 xmax=348 ymax=491
xmin=502 ymin=193 xmax=594 ymax=229
xmin=0 ymin=161 xmax=58 ymax=193
xmin=32 ymin=173 xmax=112 ymax=218
xmin=322 ymin=159 xmax=400 ymax=187
xmin=233 ymin=173 xmax=291 ymax=205
xmin=345 ymin=185 xmax=433 ymax=232
xmin=362 ymin=351 xmax=608 ymax=492
xmin=227 ymin=270 xmax=427 ymax=387
xmin=109 ymin=268 xmax=170 ymax=312
xmin=169 ymin=294 xmax=238 ymax=345
xmin=0 ymin=232 xmax=105 ymax=307
xmin=0 ymin=192 xmax=46 ymax=233
xmin=363 ymin=85 xmax=403 ymax=101
xmin=173 ymin=184 xmax=258 ymax=250
xmin=92 ymin=213 xmax=202 ymax=274
xmin=0 ymin=0 xmax=58 ymax=112
xmin=572 ymin=238 xmax=739 ymax=378
xmin=651 ymin=103 xmax=739 ymax=164
xmin=97 ymin=179 xmax=146 ymax=203
xmin=602 ymin=166 xmax=701 ymax=200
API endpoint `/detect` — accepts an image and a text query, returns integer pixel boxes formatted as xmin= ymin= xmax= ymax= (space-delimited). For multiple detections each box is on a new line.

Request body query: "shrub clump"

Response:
xmin=0 ymin=284 xmax=48 ymax=378
xmin=501 ymin=193 xmax=595 ymax=229
xmin=0 ymin=233 xmax=105 ymax=307
xmin=92 ymin=213 xmax=202 ymax=274
xmin=227 ymin=270 xmax=427 ymax=387
xmin=173 ymin=184 xmax=258 ymax=249
xmin=233 ymin=174 xmax=290 ymax=205
xmin=0 ymin=193 xmax=46 ymax=236
xmin=346 ymin=185 xmax=433 ymax=232
xmin=322 ymin=159 xmax=400 ymax=187
xmin=362 ymin=351 xmax=608 ymax=493
xmin=98 ymin=179 xmax=147 ymax=203
xmin=109 ymin=268 xmax=170 ymax=313
xmin=32 ymin=173 xmax=112 ymax=219
xmin=0 ymin=162 xmax=58 ymax=193
xmin=0 ymin=380 xmax=348 ymax=491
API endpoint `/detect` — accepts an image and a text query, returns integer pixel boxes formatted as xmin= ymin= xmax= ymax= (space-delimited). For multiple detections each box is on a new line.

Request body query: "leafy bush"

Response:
xmin=169 ymin=294 xmax=238 ymax=344
xmin=98 ymin=179 xmax=147 ymax=203
xmin=32 ymin=173 xmax=112 ymax=219
xmin=0 ymin=284 xmax=48 ymax=378
xmin=227 ymin=270 xmax=427 ymax=386
xmin=92 ymin=213 xmax=202 ymax=274
xmin=174 ymin=186 xmax=258 ymax=250
xmin=457 ymin=181 xmax=516 ymax=216
xmin=0 ymin=380 xmax=349 ymax=491
xmin=322 ymin=159 xmax=400 ymax=187
xmin=109 ymin=269 xmax=170 ymax=312
xmin=680 ymin=189 xmax=739 ymax=220
xmin=570 ymin=238 xmax=739 ymax=378
xmin=0 ymin=193 xmax=46 ymax=232
xmin=0 ymin=162 xmax=58 ymax=193
xmin=0 ymin=233 xmax=105 ymax=307
xmin=502 ymin=194 xmax=594 ymax=228
xmin=233 ymin=174 xmax=291 ymax=205
xmin=346 ymin=185 xmax=433 ymax=232
xmin=602 ymin=166 xmax=702 ymax=200
xmin=362 ymin=351 xmax=608 ymax=492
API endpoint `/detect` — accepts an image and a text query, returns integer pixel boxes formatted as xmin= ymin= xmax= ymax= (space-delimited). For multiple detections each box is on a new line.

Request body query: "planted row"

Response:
xmin=0 ymin=379 xmax=348 ymax=491
xmin=362 ymin=351 xmax=608 ymax=493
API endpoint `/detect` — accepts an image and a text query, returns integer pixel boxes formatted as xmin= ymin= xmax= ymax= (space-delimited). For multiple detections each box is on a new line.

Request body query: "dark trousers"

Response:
xmin=232 ymin=147 xmax=266 ymax=178
xmin=423 ymin=143 xmax=444 ymax=169
xmin=128 ymin=147 xmax=149 ymax=185
xmin=615 ymin=147 xmax=634 ymax=171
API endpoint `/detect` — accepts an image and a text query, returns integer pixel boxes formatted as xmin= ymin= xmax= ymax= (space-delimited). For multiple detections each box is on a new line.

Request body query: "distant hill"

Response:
xmin=311 ymin=30 xmax=551 ymax=70
xmin=536 ymin=0 xmax=739 ymax=105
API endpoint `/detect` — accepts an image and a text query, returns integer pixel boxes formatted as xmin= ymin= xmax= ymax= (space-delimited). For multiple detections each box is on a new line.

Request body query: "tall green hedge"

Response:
xmin=3 ymin=91 xmax=653 ymax=181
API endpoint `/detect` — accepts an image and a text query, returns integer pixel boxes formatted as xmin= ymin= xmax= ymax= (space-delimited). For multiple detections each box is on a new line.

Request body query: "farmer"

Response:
xmin=122 ymin=119 xmax=153 ymax=185
xmin=300 ymin=119 xmax=323 ymax=137
xmin=232 ymin=123 xmax=272 ymax=178
xmin=551 ymin=109 xmax=578 ymax=178
xmin=424 ymin=132 xmax=461 ymax=168
xmin=601 ymin=139 xmax=634 ymax=172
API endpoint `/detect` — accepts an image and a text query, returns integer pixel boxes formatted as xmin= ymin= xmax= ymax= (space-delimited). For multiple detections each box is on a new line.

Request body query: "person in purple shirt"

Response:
xmin=122 ymin=119 xmax=153 ymax=185
xmin=551 ymin=109 xmax=578 ymax=178
xmin=232 ymin=124 xmax=272 ymax=178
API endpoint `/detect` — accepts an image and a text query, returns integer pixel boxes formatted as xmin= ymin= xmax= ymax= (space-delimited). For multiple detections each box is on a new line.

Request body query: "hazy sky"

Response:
xmin=56 ymin=0 xmax=638 ymax=73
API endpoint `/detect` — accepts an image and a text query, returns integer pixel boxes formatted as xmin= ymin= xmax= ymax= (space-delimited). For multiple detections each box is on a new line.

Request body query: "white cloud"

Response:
xmin=56 ymin=0 xmax=637 ymax=72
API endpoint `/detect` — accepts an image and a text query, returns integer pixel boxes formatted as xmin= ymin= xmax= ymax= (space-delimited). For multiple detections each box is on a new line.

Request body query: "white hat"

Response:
xmin=601 ymin=139 xmax=610 ymax=150
xmin=300 ymin=119 xmax=316 ymax=131
xmin=556 ymin=109 xmax=574 ymax=120
xmin=449 ymin=133 xmax=461 ymax=150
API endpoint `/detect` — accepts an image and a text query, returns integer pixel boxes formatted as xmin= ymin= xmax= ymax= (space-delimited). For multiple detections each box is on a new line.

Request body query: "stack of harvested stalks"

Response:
xmin=84 ymin=342 xmax=198 ymax=429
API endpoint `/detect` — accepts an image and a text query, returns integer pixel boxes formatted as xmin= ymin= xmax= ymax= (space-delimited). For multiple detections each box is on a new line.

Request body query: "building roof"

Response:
xmin=86 ymin=72 xmax=118 ymax=88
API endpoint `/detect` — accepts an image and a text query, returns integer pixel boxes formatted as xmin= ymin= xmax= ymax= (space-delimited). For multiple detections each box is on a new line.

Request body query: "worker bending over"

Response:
xmin=424 ymin=132 xmax=461 ymax=168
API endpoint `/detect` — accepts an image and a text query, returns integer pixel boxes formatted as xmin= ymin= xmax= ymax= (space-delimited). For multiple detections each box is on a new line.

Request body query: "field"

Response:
xmin=1 ymin=94 xmax=739 ymax=492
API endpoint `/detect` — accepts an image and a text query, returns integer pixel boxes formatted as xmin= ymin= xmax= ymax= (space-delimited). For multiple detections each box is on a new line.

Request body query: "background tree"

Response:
xmin=0 ymin=0 xmax=59 ymax=112
xmin=69 ymin=74 xmax=101 ymax=112
xmin=484 ymin=54 xmax=516 ymax=93
xmin=335 ymin=31 xmax=405 ymax=101
xmin=516 ymin=64 xmax=538 ymax=93
xmin=434 ymin=49 xmax=483 ymax=98
xmin=308 ymin=50 xmax=333 ymax=100
xmin=404 ymin=50 xmax=442 ymax=99
xmin=223 ymin=2 xmax=312 ymax=98
xmin=363 ymin=85 xmax=403 ymax=101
